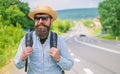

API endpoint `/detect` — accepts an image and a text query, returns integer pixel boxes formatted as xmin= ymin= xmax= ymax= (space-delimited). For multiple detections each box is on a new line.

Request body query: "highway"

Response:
xmin=64 ymin=22 xmax=120 ymax=74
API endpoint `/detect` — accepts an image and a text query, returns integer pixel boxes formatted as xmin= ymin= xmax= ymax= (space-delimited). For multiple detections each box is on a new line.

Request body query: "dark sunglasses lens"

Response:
xmin=34 ymin=16 xmax=40 ymax=20
xmin=42 ymin=16 xmax=48 ymax=20
xmin=34 ymin=16 xmax=48 ymax=20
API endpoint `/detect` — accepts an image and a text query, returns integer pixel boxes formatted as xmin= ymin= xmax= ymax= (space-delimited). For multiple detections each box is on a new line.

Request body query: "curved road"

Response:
xmin=65 ymin=22 xmax=120 ymax=74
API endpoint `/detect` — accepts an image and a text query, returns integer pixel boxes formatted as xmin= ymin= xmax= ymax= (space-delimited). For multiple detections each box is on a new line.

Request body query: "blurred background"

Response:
xmin=0 ymin=0 xmax=120 ymax=74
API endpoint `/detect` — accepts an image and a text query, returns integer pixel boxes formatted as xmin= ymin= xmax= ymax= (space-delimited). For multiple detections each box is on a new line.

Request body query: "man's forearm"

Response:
xmin=57 ymin=56 xmax=74 ymax=70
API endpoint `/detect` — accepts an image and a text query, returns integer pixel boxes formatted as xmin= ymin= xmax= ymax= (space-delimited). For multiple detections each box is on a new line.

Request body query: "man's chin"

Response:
xmin=35 ymin=29 xmax=49 ymax=39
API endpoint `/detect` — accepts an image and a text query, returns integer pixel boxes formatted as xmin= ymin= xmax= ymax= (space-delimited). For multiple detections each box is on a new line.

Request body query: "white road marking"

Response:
xmin=65 ymin=34 xmax=74 ymax=41
xmin=70 ymin=53 xmax=74 ymax=56
xmin=75 ymin=31 xmax=79 ymax=35
xmin=118 ymin=44 xmax=120 ymax=47
xmin=74 ymin=37 xmax=120 ymax=54
xmin=74 ymin=58 xmax=80 ymax=62
xmin=83 ymin=68 xmax=94 ymax=74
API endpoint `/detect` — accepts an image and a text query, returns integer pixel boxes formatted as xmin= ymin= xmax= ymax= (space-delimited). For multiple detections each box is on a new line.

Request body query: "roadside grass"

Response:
xmin=80 ymin=18 xmax=93 ymax=28
xmin=80 ymin=18 xmax=102 ymax=36
xmin=100 ymin=34 xmax=120 ymax=40
xmin=90 ymin=28 xmax=101 ymax=36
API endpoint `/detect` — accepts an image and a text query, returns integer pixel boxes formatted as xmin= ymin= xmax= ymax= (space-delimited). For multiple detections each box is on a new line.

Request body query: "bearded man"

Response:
xmin=14 ymin=5 xmax=73 ymax=74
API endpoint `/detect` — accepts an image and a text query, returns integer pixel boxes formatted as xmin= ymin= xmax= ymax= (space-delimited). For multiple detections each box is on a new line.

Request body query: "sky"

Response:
xmin=21 ymin=0 xmax=103 ymax=11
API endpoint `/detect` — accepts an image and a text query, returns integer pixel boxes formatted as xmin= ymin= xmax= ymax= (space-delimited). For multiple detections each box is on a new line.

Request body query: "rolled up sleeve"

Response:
xmin=14 ymin=58 xmax=25 ymax=69
xmin=57 ymin=36 xmax=74 ymax=70
xmin=57 ymin=56 xmax=73 ymax=70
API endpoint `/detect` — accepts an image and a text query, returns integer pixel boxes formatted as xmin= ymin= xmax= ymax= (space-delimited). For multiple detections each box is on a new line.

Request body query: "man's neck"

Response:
xmin=39 ymin=33 xmax=49 ymax=44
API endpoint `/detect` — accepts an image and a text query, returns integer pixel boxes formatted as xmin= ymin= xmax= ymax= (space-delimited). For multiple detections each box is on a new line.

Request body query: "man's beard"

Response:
xmin=35 ymin=23 xmax=50 ymax=39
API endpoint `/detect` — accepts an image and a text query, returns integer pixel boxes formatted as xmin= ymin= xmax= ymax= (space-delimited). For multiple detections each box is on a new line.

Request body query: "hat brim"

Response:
xmin=28 ymin=9 xmax=57 ymax=21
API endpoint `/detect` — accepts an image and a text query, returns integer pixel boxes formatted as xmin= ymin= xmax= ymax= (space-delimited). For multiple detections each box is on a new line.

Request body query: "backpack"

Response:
xmin=25 ymin=31 xmax=65 ymax=73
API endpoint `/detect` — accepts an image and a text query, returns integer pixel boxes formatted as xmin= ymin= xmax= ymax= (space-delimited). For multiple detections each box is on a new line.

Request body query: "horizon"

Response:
xmin=56 ymin=8 xmax=98 ymax=20
xmin=56 ymin=7 xmax=98 ymax=11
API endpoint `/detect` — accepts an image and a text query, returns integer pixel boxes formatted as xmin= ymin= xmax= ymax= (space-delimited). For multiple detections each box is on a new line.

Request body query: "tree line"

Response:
xmin=98 ymin=0 xmax=120 ymax=40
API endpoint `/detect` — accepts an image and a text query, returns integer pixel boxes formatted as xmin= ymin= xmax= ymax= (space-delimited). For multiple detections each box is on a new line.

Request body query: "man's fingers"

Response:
xmin=24 ymin=46 xmax=33 ymax=56
xmin=49 ymin=48 xmax=59 ymax=57
xmin=27 ymin=52 xmax=32 ymax=55
xmin=49 ymin=48 xmax=60 ymax=62
xmin=49 ymin=50 xmax=54 ymax=56
xmin=27 ymin=49 xmax=32 ymax=53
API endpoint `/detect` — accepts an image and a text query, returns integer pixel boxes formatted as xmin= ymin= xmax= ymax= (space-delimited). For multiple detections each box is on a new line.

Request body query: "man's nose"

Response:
xmin=38 ymin=18 xmax=43 ymax=23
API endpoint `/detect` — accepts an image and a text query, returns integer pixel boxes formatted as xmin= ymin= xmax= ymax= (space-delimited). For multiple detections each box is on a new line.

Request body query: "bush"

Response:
xmin=51 ymin=19 xmax=74 ymax=34
xmin=80 ymin=18 xmax=93 ymax=28
xmin=0 ymin=23 xmax=25 ymax=68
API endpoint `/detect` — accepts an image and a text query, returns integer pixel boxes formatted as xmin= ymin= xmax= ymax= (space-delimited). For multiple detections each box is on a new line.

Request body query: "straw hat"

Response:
xmin=28 ymin=5 xmax=57 ymax=21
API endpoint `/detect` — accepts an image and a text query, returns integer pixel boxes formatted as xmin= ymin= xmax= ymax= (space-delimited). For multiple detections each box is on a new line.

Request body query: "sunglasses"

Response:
xmin=34 ymin=16 xmax=49 ymax=21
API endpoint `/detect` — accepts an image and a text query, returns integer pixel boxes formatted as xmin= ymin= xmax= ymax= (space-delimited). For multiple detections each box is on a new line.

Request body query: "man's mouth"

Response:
xmin=35 ymin=23 xmax=49 ymax=29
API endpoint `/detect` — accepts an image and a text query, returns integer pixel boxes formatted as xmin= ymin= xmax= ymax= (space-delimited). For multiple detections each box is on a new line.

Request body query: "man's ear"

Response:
xmin=51 ymin=19 xmax=54 ymax=23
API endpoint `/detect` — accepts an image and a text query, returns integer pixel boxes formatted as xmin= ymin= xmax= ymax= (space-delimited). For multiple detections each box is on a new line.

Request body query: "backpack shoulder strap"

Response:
xmin=25 ymin=31 xmax=58 ymax=72
xmin=50 ymin=32 xmax=65 ymax=74
xmin=25 ymin=31 xmax=33 ymax=47
xmin=25 ymin=31 xmax=33 ymax=72
xmin=50 ymin=31 xmax=58 ymax=48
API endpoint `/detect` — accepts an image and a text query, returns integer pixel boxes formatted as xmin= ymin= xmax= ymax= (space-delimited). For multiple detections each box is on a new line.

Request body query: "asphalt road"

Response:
xmin=65 ymin=22 xmax=120 ymax=74
xmin=1 ymin=22 xmax=120 ymax=74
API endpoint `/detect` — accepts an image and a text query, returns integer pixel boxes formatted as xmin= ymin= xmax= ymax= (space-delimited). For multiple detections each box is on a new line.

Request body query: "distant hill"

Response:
xmin=56 ymin=8 xmax=99 ymax=20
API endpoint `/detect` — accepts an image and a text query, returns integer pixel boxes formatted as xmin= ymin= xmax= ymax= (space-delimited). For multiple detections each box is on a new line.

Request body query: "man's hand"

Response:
xmin=20 ymin=46 xmax=32 ymax=61
xmin=49 ymin=47 xmax=60 ymax=62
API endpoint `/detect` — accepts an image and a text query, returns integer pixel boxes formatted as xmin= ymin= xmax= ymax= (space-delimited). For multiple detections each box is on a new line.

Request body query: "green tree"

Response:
xmin=0 ymin=0 xmax=34 ymax=30
xmin=5 ymin=6 xmax=25 ymax=26
xmin=98 ymin=0 xmax=120 ymax=39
